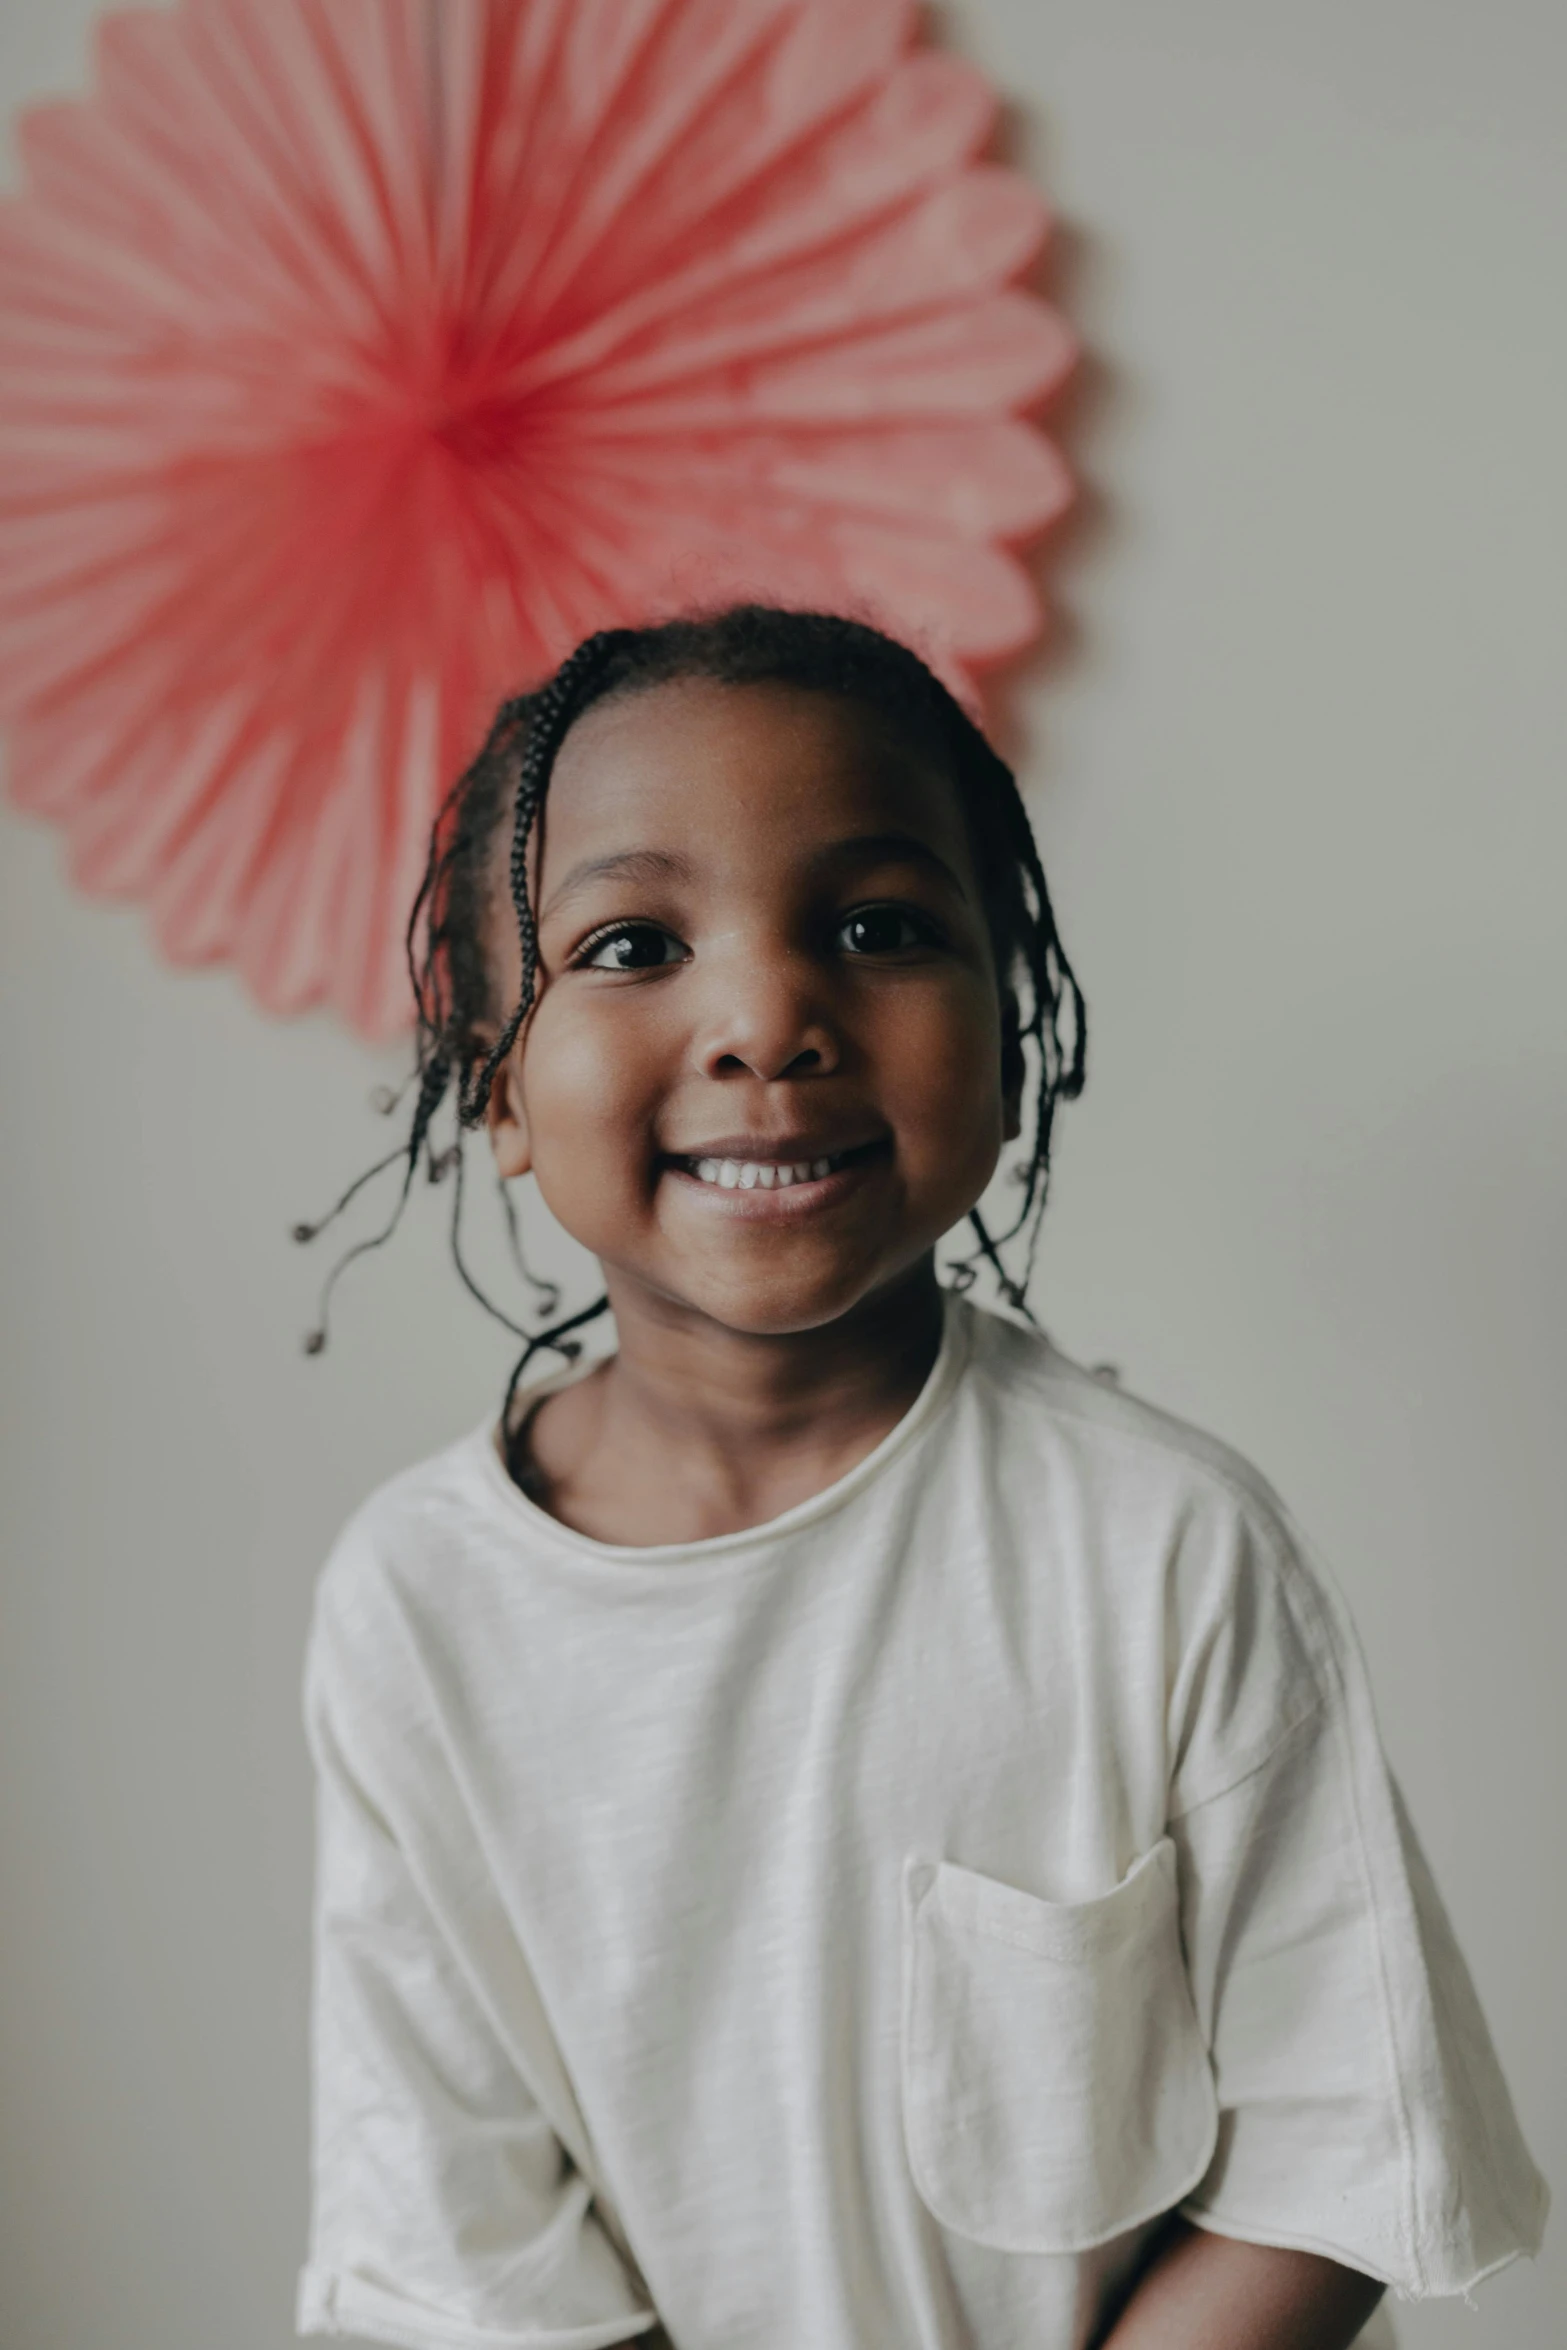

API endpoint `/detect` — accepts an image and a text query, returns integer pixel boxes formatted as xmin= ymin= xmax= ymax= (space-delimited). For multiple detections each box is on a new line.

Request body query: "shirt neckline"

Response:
xmin=467 ymin=1287 xmax=976 ymax=1569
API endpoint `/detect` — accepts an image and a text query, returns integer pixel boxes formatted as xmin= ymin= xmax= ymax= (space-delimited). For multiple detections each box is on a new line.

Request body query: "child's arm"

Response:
xmin=1099 ymin=2220 xmax=1384 ymax=2350
xmin=300 ymin=1573 xmax=659 ymax=2350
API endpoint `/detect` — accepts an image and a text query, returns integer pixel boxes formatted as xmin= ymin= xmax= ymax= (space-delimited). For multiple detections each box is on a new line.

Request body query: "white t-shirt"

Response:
xmin=297 ymin=1293 xmax=1546 ymax=2350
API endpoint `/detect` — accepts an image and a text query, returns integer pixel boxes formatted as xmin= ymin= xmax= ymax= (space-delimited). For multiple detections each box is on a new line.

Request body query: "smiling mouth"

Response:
xmin=665 ymin=1138 xmax=888 ymax=1191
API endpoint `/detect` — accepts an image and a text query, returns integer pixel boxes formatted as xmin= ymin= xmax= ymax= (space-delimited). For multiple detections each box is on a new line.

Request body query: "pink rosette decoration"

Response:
xmin=0 ymin=0 xmax=1075 ymax=1035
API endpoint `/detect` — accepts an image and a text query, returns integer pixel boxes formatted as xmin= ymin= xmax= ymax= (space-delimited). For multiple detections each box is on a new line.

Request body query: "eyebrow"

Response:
xmin=537 ymin=830 xmax=969 ymax=925
xmin=539 ymin=846 xmax=696 ymax=923
xmin=810 ymin=832 xmax=970 ymax=901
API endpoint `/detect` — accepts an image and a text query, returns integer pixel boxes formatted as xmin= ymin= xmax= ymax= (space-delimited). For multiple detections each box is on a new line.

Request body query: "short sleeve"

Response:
xmin=1167 ymin=1500 xmax=1549 ymax=2299
xmin=298 ymin=1602 xmax=657 ymax=2350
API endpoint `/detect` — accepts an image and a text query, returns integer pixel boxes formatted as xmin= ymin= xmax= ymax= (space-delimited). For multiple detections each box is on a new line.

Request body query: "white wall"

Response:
xmin=2 ymin=3 xmax=1561 ymax=2344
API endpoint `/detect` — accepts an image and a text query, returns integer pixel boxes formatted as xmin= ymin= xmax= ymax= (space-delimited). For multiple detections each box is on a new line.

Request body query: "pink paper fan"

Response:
xmin=0 ymin=0 xmax=1076 ymax=1036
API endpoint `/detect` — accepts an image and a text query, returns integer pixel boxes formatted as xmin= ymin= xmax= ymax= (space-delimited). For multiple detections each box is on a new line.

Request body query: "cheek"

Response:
xmin=518 ymin=998 xmax=663 ymax=1173
xmin=877 ymin=980 xmax=1008 ymax=1195
xmin=888 ymin=976 xmax=1004 ymax=1114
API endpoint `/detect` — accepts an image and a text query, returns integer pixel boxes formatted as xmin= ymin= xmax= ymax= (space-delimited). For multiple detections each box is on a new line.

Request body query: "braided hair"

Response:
xmin=296 ymin=606 xmax=1086 ymax=1428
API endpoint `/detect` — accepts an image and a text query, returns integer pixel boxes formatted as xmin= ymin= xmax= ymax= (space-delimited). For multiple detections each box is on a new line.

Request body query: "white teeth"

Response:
xmin=684 ymin=1151 xmax=850 ymax=1188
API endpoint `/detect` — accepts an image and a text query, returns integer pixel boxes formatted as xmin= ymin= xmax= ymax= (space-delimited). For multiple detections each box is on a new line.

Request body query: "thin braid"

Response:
xmin=1009 ymin=809 xmax=1086 ymax=1238
xmin=410 ymin=693 xmax=530 ymax=1089
xmin=499 ymin=1290 xmax=613 ymax=1477
xmin=444 ymin=1131 xmax=535 ymax=1342
xmin=297 ymin=1055 xmax=452 ymax=1351
xmin=403 ymin=761 xmax=470 ymax=1039
xmin=460 ymin=631 xmax=638 ymax=1126
xmin=496 ymin=1168 xmax=561 ymax=1315
xmin=945 ymin=737 xmax=1086 ymax=1307
xmin=289 ymin=1140 xmax=410 ymax=1246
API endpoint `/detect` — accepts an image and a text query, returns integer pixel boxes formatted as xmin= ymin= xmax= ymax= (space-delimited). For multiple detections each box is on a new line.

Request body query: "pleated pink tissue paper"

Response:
xmin=0 ymin=0 xmax=1076 ymax=1035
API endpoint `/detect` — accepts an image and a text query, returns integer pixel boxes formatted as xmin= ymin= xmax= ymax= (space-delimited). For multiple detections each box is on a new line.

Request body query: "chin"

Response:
xmin=669 ymin=1264 xmax=880 ymax=1338
xmin=702 ymin=1295 xmax=869 ymax=1340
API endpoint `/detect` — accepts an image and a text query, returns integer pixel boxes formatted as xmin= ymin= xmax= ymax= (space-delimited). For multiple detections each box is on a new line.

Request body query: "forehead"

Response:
xmin=538 ymin=676 xmax=972 ymax=878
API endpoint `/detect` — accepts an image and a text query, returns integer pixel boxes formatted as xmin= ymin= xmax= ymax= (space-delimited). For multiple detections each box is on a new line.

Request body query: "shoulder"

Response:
xmin=954 ymin=1299 xmax=1345 ymax=1742
xmin=306 ymin=1424 xmax=505 ymax=1713
xmin=958 ymin=1295 xmax=1296 ymax=1540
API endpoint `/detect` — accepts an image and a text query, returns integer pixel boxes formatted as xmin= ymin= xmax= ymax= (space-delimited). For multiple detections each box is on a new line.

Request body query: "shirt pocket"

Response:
xmin=901 ymin=1837 xmax=1219 ymax=2254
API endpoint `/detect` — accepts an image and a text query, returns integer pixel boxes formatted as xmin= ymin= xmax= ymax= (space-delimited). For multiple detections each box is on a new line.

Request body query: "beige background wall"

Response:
xmin=2 ymin=2 xmax=1561 ymax=2344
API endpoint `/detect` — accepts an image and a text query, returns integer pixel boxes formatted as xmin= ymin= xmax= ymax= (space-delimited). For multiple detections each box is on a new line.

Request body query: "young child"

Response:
xmin=295 ymin=608 xmax=1546 ymax=2350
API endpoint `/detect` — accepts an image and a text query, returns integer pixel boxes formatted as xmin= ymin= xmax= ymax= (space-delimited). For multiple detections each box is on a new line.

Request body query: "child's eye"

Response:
xmin=836 ymin=905 xmax=940 ymax=956
xmin=574 ymin=922 xmax=686 ymax=972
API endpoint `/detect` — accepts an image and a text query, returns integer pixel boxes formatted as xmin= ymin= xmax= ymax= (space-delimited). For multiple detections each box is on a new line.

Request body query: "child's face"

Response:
xmin=486 ymin=678 xmax=1021 ymax=1338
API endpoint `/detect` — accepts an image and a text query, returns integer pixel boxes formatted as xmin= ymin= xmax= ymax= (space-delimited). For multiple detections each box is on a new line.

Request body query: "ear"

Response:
xmin=1000 ymin=991 xmax=1025 ymax=1144
xmin=485 ymin=1052 xmax=533 ymax=1180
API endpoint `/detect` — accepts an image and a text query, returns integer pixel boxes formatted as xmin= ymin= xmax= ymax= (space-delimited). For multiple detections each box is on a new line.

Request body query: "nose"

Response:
xmin=691 ymin=938 xmax=841 ymax=1082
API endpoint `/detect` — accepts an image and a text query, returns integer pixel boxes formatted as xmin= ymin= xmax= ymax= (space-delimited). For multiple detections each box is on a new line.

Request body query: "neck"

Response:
xmin=611 ymin=1258 xmax=945 ymax=1451
xmin=523 ymin=1260 xmax=948 ymax=1545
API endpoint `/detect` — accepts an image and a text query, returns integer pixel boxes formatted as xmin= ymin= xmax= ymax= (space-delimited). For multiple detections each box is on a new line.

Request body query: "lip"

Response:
xmin=660 ymin=1133 xmax=892 ymax=1217
xmin=660 ymin=1130 xmax=887 ymax=1164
